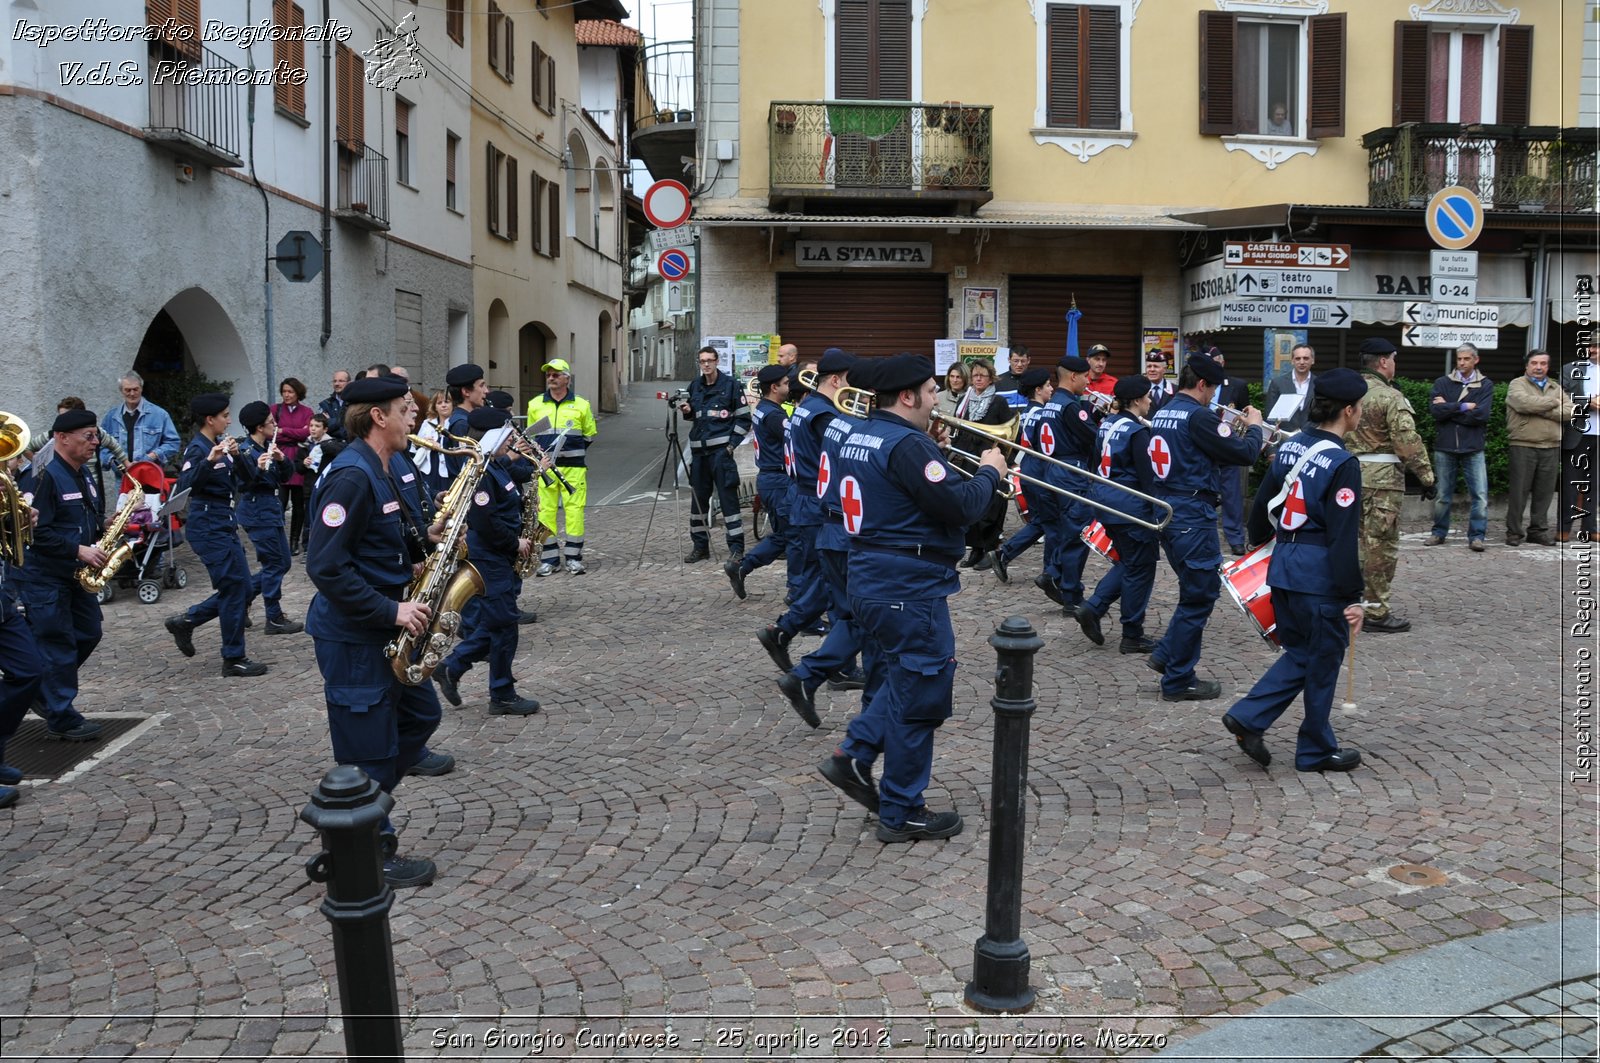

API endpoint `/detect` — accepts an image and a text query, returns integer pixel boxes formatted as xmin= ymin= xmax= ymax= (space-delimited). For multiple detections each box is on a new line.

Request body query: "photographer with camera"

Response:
xmin=679 ymin=347 xmax=751 ymax=563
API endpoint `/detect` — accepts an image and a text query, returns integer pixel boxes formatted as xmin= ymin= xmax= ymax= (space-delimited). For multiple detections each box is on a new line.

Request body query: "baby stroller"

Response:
xmin=95 ymin=460 xmax=190 ymax=605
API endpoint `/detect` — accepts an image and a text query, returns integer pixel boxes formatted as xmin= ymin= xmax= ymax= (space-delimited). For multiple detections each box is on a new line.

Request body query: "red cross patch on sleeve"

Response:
xmin=1335 ymin=487 xmax=1356 ymax=508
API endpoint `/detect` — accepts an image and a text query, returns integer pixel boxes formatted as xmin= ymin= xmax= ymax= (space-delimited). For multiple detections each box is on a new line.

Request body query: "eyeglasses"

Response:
xmin=698 ymin=358 xmax=718 ymax=365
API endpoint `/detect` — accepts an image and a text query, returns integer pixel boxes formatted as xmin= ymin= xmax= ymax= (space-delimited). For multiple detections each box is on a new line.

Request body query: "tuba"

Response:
xmin=0 ymin=412 xmax=31 ymax=565
xmin=75 ymin=436 xmax=141 ymax=593
xmin=387 ymin=434 xmax=488 ymax=685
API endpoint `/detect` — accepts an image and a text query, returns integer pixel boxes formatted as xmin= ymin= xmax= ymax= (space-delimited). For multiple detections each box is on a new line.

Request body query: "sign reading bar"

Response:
xmin=1223 ymin=241 xmax=1352 ymax=271
xmin=1403 ymin=302 xmax=1500 ymax=328
xmin=1231 ymin=270 xmax=1340 ymax=298
xmin=796 ymin=241 xmax=934 ymax=268
xmin=1401 ymin=324 xmax=1499 ymax=349
xmin=1218 ymin=300 xmax=1352 ymax=328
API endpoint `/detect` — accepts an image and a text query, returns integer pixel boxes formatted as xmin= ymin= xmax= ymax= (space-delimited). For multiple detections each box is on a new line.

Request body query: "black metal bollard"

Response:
xmin=300 ymin=766 xmax=405 ymax=1062
xmin=965 ymin=615 xmax=1042 ymax=1013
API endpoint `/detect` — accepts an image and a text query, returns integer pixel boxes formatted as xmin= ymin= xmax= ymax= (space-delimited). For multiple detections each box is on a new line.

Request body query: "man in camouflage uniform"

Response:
xmin=1344 ymin=338 xmax=1436 ymax=633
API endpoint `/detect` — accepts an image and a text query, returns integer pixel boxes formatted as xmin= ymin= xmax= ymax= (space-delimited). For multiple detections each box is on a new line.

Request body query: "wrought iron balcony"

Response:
xmin=632 ymin=40 xmax=695 ymax=183
xmin=335 ymin=142 xmax=391 ymax=231
xmin=144 ymin=45 xmax=243 ymax=168
xmin=1362 ymin=123 xmax=1597 ymax=213
xmin=768 ymin=101 xmax=993 ymax=214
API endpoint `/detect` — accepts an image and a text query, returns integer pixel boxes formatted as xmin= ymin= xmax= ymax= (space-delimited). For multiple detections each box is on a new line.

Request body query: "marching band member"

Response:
xmin=725 ymin=364 xmax=793 ymax=600
xmin=235 ymin=402 xmax=303 ymax=635
xmin=15 ymin=409 xmax=104 ymax=741
xmin=433 ymin=408 xmax=540 ymax=717
xmin=1222 ymin=369 xmax=1368 ymax=773
xmin=1072 ymin=376 xmax=1159 ymax=655
xmin=1033 ymin=354 xmax=1096 ymax=608
xmin=304 ymin=373 xmax=443 ymax=887
xmin=1146 ymin=355 xmax=1267 ymax=701
xmin=990 ymin=368 xmax=1054 ymax=582
xmin=818 ymin=354 xmax=1006 ymax=842
xmin=526 ymin=359 xmax=598 ymax=576
xmin=165 ymin=394 xmax=266 ymax=677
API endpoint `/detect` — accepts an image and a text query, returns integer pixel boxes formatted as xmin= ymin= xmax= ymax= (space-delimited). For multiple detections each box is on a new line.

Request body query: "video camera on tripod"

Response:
xmin=656 ymin=387 xmax=691 ymax=403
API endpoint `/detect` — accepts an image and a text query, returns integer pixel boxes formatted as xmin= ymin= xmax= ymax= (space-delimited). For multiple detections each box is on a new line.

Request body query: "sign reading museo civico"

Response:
xmin=795 ymin=241 xmax=934 ymax=268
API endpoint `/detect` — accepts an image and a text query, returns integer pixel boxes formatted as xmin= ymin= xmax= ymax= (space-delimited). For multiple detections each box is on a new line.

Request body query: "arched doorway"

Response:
xmin=597 ymin=310 xmax=618 ymax=413
xmin=134 ymin=287 xmax=253 ymax=434
xmin=488 ymin=299 xmax=511 ymax=390
xmin=518 ymin=322 xmax=555 ymax=410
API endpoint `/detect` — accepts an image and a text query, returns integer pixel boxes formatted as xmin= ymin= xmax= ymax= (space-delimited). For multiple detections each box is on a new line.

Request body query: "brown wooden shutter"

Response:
xmin=1046 ymin=5 xmax=1080 ymax=128
xmin=488 ymin=3 xmax=501 ymax=73
xmin=446 ymin=135 xmax=457 ymax=184
xmin=531 ymin=41 xmax=543 ymax=107
xmin=395 ymin=100 xmax=410 ymax=136
xmin=876 ymin=0 xmax=911 ymax=98
xmin=173 ymin=0 xmax=201 ymax=59
xmin=1498 ymin=24 xmax=1532 ymax=126
xmin=505 ymin=155 xmax=518 ymax=240
xmin=346 ymin=47 xmax=364 ymax=150
xmin=836 ymin=0 xmax=870 ymax=98
xmin=446 ymin=0 xmax=463 ymax=45
xmin=1007 ymin=275 xmax=1143 ymax=378
xmin=1393 ymin=21 xmax=1430 ymax=124
xmin=530 ymin=174 xmax=543 ymax=253
xmin=777 ymin=274 xmax=948 ymax=362
xmin=335 ymin=44 xmax=352 ymax=148
xmin=1085 ymin=5 xmax=1119 ymax=130
xmin=547 ymin=55 xmax=556 ymax=113
xmin=1307 ymin=12 xmax=1345 ymax=139
xmin=1198 ymin=10 xmax=1236 ymax=135
xmin=505 ymin=16 xmax=515 ymax=80
xmin=487 ymin=142 xmax=500 ymax=234
xmin=273 ymin=0 xmax=291 ymax=111
xmin=147 ymin=0 xmax=174 ymax=24
xmin=287 ymin=3 xmax=306 ymax=114
xmin=548 ymin=180 xmax=561 ymax=257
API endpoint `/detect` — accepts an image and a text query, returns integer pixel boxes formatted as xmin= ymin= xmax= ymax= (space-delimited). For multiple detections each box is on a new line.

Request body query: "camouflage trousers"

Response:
xmin=1358 ymin=488 xmax=1403 ymax=618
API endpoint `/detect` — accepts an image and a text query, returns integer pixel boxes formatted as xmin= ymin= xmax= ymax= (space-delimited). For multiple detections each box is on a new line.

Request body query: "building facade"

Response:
xmin=691 ymin=0 xmax=1597 ymax=385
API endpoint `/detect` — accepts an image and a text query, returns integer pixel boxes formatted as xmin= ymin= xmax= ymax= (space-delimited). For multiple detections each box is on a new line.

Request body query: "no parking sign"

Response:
xmin=657 ymin=249 xmax=691 ymax=281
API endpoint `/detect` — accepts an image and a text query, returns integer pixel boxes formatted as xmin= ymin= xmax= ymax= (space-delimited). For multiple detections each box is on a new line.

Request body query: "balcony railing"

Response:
xmin=335 ymin=142 xmax=391 ymax=231
xmin=768 ymin=101 xmax=994 ymax=213
xmin=1363 ymin=124 xmax=1597 ymax=213
xmin=144 ymin=44 xmax=243 ymax=168
xmin=635 ymin=40 xmax=694 ymax=133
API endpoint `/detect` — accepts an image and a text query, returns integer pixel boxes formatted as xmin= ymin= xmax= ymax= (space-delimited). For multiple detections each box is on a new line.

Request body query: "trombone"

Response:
xmin=1218 ymin=405 xmax=1294 ymax=445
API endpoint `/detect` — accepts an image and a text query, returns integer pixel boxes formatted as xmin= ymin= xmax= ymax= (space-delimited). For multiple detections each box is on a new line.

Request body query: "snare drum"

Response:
xmin=1221 ymin=539 xmax=1279 ymax=647
xmin=1012 ymin=472 xmax=1029 ymax=520
xmin=1079 ymin=521 xmax=1120 ymax=563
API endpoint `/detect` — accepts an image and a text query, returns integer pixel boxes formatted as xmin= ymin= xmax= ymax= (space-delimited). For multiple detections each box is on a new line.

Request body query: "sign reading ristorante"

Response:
xmin=795 ymin=241 xmax=934 ymax=268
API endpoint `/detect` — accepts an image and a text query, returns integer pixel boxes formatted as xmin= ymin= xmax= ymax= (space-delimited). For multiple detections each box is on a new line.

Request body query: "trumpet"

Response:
xmin=1083 ymin=389 xmax=1114 ymax=416
xmin=1218 ymin=405 xmax=1294 ymax=444
xmin=932 ymin=409 xmax=1174 ymax=531
xmin=0 ymin=412 xmax=32 ymax=565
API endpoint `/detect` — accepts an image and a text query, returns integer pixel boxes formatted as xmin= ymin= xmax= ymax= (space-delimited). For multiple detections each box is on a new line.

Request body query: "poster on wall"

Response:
xmin=958 ymin=341 xmax=1008 ymax=374
xmin=1264 ymin=329 xmax=1308 ymax=385
xmin=1141 ymin=328 xmax=1180 ymax=367
xmin=700 ymin=336 xmax=734 ymax=375
xmin=933 ymin=339 xmax=959 ymax=376
xmin=733 ymin=333 xmax=778 ymax=384
xmin=962 ymin=287 xmax=999 ymax=341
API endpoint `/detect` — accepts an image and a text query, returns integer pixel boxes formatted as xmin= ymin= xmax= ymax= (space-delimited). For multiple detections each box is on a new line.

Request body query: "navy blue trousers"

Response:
xmin=1084 ymin=523 xmax=1158 ymax=639
xmin=1152 ymin=523 xmax=1223 ymax=694
xmin=16 ymin=578 xmax=99 ymax=731
xmin=0 ymin=591 xmax=43 ymax=761
xmin=185 ymin=502 xmax=250 ymax=659
xmin=1226 ymin=590 xmax=1349 ymax=769
xmin=243 ymin=520 xmax=292 ymax=620
xmin=444 ymin=562 xmax=521 ymax=697
xmin=792 ymin=548 xmax=862 ymax=693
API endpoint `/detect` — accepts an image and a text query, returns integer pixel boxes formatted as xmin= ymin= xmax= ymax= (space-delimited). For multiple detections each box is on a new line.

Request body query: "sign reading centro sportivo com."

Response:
xmin=796 ymin=241 xmax=934 ymax=268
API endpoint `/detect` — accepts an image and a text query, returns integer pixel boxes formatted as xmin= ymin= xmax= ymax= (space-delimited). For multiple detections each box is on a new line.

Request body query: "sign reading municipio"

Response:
xmin=795 ymin=241 xmax=934 ymax=268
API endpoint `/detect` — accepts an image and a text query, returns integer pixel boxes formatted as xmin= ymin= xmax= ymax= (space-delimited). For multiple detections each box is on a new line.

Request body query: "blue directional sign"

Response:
xmin=1219 ymin=300 xmax=1352 ymax=329
xmin=1425 ymin=186 xmax=1484 ymax=251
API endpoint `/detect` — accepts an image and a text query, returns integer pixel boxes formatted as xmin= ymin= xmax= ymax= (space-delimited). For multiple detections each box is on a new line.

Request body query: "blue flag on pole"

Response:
xmin=1065 ymin=303 xmax=1082 ymax=359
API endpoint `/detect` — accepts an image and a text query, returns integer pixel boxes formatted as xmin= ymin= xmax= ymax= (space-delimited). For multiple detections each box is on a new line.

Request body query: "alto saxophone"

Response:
xmin=512 ymin=478 xmax=554 ymax=578
xmin=76 ymin=436 xmax=139 ymax=593
xmin=385 ymin=434 xmax=488 ymax=685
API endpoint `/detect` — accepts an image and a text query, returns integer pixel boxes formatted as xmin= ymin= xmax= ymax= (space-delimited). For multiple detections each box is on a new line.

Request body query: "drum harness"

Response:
xmin=1267 ymin=439 xmax=1340 ymax=543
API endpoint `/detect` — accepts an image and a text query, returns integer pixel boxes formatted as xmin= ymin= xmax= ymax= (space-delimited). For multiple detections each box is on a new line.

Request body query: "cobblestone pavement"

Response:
xmin=0 ymin=405 xmax=1594 ymax=1059
xmin=1360 ymin=976 xmax=1598 ymax=1060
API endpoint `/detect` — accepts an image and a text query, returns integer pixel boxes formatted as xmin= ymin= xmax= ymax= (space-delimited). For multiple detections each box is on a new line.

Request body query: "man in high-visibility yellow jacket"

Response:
xmin=525 ymin=359 xmax=598 ymax=574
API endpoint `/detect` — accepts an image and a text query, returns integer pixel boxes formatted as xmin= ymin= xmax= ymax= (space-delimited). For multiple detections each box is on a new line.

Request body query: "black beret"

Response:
xmin=1186 ymin=354 xmax=1227 ymax=385
xmin=486 ymin=390 xmax=514 ymax=410
xmin=238 ymin=401 xmax=271 ymax=431
xmin=757 ymin=364 xmax=789 ymax=387
xmin=190 ymin=393 xmax=230 ymax=419
xmin=1088 ymin=343 xmax=1110 ymax=355
xmin=873 ymin=354 xmax=935 ymax=394
xmin=467 ymin=407 xmax=511 ymax=431
xmin=1017 ymin=368 xmax=1051 ymax=393
xmin=445 ymin=363 xmax=485 ymax=387
xmin=847 ymin=358 xmax=880 ymax=392
xmin=817 ymin=347 xmax=855 ymax=376
xmin=1316 ymin=367 xmax=1368 ymax=405
xmin=1113 ymin=376 xmax=1149 ymax=403
xmin=342 ymin=375 xmax=409 ymax=404
xmin=1057 ymin=354 xmax=1090 ymax=373
xmin=51 ymin=409 xmax=96 ymax=434
xmin=1359 ymin=337 xmax=1397 ymax=356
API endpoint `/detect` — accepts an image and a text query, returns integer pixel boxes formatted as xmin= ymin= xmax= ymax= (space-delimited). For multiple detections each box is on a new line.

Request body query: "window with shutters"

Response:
xmin=486 ymin=143 xmax=518 ymax=241
xmin=395 ymin=100 xmax=412 ymax=186
xmin=531 ymin=42 xmax=556 ymax=116
xmin=446 ymin=0 xmax=463 ymax=46
xmin=531 ymin=173 xmax=560 ymax=257
xmin=1030 ymin=0 xmax=1135 ymax=160
xmin=488 ymin=2 xmax=514 ymax=82
xmin=445 ymin=132 xmax=459 ymax=211
xmin=335 ymin=43 xmax=365 ymax=153
xmin=147 ymin=0 xmax=202 ymax=63
xmin=1392 ymin=21 xmax=1529 ymax=126
xmin=272 ymin=0 xmax=307 ymax=119
xmin=1199 ymin=6 xmax=1344 ymax=166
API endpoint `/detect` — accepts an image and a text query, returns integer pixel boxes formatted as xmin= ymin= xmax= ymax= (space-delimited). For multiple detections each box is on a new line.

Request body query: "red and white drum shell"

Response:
xmin=1221 ymin=539 xmax=1279 ymax=647
xmin=1079 ymin=521 xmax=1120 ymax=563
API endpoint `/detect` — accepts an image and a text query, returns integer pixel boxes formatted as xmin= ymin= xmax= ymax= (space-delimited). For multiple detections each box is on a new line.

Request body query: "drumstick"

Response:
xmin=1341 ymin=601 xmax=1371 ymax=710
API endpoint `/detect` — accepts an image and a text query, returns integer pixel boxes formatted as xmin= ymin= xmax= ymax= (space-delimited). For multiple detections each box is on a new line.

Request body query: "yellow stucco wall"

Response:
xmin=737 ymin=0 xmax=1584 ymax=209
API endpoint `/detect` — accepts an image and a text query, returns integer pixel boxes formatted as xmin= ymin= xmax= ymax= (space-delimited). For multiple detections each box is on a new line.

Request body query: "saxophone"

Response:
xmin=385 ymin=434 xmax=488 ymax=685
xmin=76 ymin=436 xmax=140 ymax=593
xmin=512 ymin=477 xmax=554 ymax=578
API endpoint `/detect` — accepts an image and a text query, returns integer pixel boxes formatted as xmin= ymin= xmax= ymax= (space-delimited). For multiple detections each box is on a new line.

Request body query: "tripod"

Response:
xmin=638 ymin=399 xmax=689 ymax=567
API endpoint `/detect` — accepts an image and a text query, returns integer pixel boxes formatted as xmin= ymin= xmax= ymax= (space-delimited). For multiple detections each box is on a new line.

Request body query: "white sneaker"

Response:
xmin=535 ymin=562 xmax=557 ymax=577
xmin=565 ymin=559 xmax=586 ymax=575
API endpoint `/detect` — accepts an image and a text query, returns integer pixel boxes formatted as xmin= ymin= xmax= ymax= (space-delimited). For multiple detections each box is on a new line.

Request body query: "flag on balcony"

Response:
xmin=1065 ymin=297 xmax=1082 ymax=360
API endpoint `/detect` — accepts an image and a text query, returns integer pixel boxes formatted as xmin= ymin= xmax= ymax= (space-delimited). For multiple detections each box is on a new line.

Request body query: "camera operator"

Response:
xmin=679 ymin=346 xmax=751 ymax=562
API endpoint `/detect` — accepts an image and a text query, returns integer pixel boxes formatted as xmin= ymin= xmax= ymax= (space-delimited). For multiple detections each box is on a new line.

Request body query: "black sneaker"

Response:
xmin=222 ymin=657 xmax=268 ymax=677
xmin=47 ymin=719 xmax=102 ymax=742
xmin=434 ymin=669 xmax=462 ymax=707
xmin=264 ymin=616 xmax=303 ymax=635
xmin=409 ymin=751 xmax=456 ymax=776
xmin=382 ymin=853 xmax=437 ymax=888
xmin=1034 ymin=574 xmax=1065 ymax=606
xmin=724 ymin=559 xmax=748 ymax=600
xmin=683 ymin=547 xmax=710 ymax=564
xmin=1222 ymin=713 xmax=1271 ymax=767
xmin=990 ymin=549 xmax=1009 ymax=583
xmin=757 ymin=625 xmax=794 ymax=673
xmin=958 ymin=548 xmax=980 ymax=569
xmin=1072 ymin=604 xmax=1105 ymax=646
xmin=777 ymin=672 xmax=819 ymax=728
xmin=488 ymin=695 xmax=541 ymax=716
xmin=1162 ymin=679 xmax=1222 ymax=702
xmin=1119 ymin=635 xmax=1157 ymax=655
xmin=517 ymin=610 xmax=539 ymax=625
xmin=877 ymin=807 xmax=963 ymax=843
xmin=826 ymin=667 xmax=866 ymax=691
xmin=818 ymin=753 xmax=879 ymax=812
xmin=165 ymin=615 xmax=196 ymax=657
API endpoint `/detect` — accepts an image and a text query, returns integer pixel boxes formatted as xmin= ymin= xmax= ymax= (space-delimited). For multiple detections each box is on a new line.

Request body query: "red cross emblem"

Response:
xmin=1280 ymin=479 xmax=1309 ymax=530
xmin=784 ymin=439 xmax=794 ymax=476
xmin=816 ymin=451 xmax=832 ymax=499
xmin=752 ymin=435 xmax=761 ymax=461
xmin=1039 ymin=422 xmax=1056 ymax=456
xmin=1099 ymin=440 xmax=1113 ymax=479
xmin=1148 ymin=436 xmax=1172 ymax=479
xmin=839 ymin=475 xmax=864 ymax=534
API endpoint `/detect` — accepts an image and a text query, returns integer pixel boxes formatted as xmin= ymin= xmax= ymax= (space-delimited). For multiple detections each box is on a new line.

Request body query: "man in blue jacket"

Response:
xmin=1426 ymin=344 xmax=1494 ymax=551
xmin=99 ymin=371 xmax=180 ymax=470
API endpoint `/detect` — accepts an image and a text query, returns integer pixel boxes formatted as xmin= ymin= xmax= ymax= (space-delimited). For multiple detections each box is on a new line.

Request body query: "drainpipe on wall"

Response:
xmin=1530 ymin=233 xmax=1550 ymax=352
xmin=245 ymin=0 xmax=274 ymax=393
xmin=319 ymin=0 xmax=333 ymax=347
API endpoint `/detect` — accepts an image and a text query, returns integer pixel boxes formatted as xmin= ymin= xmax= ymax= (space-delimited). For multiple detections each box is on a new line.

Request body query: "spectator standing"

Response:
xmin=413 ymin=392 xmax=454 ymax=501
xmin=1144 ymin=350 xmax=1175 ymax=413
xmin=1209 ymin=350 xmax=1252 ymax=556
xmin=100 ymin=371 xmax=181 ymax=470
xmin=1085 ymin=344 xmax=1117 ymax=400
xmin=271 ymin=377 xmax=313 ymax=554
xmin=1505 ymin=350 xmax=1573 ymax=547
xmin=1560 ymin=342 xmax=1600 ymax=542
xmin=1263 ymin=344 xmax=1318 ymax=431
xmin=994 ymin=345 xmax=1031 ymax=408
xmin=318 ymin=370 xmax=351 ymax=441
xmin=526 ymin=359 xmax=598 ymax=575
xmin=1427 ymin=344 xmax=1494 ymax=550
xmin=936 ymin=363 xmax=969 ymax=419
xmin=953 ymin=359 xmax=1013 ymax=571
xmin=679 ymin=346 xmax=751 ymax=563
